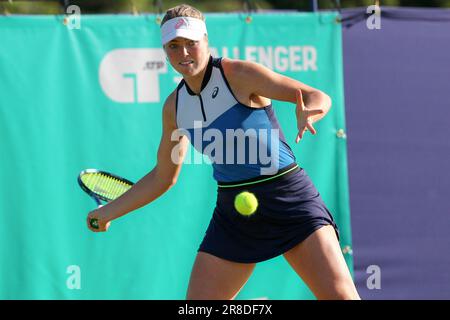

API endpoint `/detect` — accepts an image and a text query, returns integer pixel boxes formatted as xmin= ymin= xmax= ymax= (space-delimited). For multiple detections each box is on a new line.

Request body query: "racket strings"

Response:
xmin=81 ymin=172 xmax=132 ymax=201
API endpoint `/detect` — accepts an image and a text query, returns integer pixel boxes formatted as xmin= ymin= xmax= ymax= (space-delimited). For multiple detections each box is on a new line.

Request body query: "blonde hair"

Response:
xmin=161 ymin=4 xmax=205 ymax=27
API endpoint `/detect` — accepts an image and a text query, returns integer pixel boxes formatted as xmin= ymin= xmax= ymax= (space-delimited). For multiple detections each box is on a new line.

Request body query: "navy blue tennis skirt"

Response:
xmin=198 ymin=163 xmax=340 ymax=263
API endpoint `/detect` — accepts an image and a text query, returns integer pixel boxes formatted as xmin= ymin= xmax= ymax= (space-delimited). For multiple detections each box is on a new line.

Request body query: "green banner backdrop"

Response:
xmin=0 ymin=12 xmax=350 ymax=299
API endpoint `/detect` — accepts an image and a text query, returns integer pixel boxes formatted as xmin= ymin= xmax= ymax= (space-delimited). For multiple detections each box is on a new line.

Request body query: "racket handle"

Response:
xmin=90 ymin=204 xmax=103 ymax=230
xmin=90 ymin=218 xmax=99 ymax=229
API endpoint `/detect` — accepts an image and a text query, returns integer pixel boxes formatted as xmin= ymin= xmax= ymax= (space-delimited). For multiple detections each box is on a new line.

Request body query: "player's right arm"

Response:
xmin=88 ymin=91 xmax=189 ymax=229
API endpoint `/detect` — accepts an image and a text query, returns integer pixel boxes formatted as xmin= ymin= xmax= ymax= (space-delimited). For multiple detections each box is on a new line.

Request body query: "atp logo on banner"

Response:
xmin=99 ymin=49 xmax=167 ymax=103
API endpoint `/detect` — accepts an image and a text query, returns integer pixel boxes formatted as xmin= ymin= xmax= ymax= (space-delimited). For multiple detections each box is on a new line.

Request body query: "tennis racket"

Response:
xmin=78 ymin=169 xmax=134 ymax=229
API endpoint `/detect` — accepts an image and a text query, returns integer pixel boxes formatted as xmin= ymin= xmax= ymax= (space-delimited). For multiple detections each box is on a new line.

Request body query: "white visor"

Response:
xmin=161 ymin=17 xmax=207 ymax=45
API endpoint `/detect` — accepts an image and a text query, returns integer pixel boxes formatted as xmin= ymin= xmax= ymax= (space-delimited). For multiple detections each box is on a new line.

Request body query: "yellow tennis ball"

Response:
xmin=234 ymin=191 xmax=258 ymax=216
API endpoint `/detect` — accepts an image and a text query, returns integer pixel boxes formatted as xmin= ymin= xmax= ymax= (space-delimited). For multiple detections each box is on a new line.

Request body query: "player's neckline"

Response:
xmin=184 ymin=55 xmax=213 ymax=96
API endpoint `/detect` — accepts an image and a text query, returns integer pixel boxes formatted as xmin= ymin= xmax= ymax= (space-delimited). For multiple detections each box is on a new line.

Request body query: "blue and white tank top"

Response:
xmin=175 ymin=56 xmax=296 ymax=183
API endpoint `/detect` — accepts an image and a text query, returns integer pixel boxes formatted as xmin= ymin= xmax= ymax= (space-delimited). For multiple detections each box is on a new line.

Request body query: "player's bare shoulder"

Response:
xmin=222 ymin=58 xmax=264 ymax=78
xmin=221 ymin=57 xmax=249 ymax=80
xmin=221 ymin=58 xmax=271 ymax=108
xmin=162 ymin=89 xmax=178 ymax=130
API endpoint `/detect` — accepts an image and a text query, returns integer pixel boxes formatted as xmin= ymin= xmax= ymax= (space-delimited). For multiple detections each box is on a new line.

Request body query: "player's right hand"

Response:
xmin=87 ymin=207 xmax=111 ymax=232
xmin=295 ymin=89 xmax=324 ymax=143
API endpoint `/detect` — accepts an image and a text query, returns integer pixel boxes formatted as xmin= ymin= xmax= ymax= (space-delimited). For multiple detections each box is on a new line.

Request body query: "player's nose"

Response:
xmin=180 ymin=45 xmax=190 ymax=57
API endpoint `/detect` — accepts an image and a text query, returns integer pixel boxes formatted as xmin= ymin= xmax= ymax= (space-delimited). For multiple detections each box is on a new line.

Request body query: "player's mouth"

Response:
xmin=179 ymin=60 xmax=194 ymax=66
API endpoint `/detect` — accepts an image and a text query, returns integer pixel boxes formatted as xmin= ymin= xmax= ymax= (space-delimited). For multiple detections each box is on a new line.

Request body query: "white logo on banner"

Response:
xmin=99 ymin=49 xmax=167 ymax=103
xmin=210 ymin=46 xmax=318 ymax=72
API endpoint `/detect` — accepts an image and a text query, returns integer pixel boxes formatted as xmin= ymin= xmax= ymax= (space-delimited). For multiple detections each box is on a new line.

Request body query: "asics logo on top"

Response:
xmin=212 ymin=87 xmax=219 ymax=99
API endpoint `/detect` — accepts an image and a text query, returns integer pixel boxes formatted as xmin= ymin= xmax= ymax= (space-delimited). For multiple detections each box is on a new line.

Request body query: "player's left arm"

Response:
xmin=223 ymin=58 xmax=331 ymax=142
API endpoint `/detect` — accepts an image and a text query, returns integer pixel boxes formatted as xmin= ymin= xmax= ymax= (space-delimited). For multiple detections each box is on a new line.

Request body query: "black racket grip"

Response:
xmin=90 ymin=218 xmax=99 ymax=229
xmin=90 ymin=200 xmax=102 ymax=230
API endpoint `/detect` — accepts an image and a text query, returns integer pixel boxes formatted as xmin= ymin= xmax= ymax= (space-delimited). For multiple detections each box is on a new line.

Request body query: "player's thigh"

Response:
xmin=186 ymin=251 xmax=256 ymax=300
xmin=283 ymin=225 xmax=360 ymax=300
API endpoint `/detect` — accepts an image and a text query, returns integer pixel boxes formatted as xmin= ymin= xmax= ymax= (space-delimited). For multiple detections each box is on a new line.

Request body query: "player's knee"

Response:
xmin=186 ymin=288 xmax=208 ymax=300
xmin=330 ymin=280 xmax=360 ymax=300
xmin=317 ymin=278 xmax=360 ymax=300
xmin=186 ymin=283 xmax=236 ymax=300
xmin=186 ymin=289 xmax=233 ymax=300
xmin=186 ymin=285 xmax=208 ymax=300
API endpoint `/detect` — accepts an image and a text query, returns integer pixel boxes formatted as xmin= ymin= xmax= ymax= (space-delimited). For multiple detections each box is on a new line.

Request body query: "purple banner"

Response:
xmin=342 ymin=7 xmax=450 ymax=299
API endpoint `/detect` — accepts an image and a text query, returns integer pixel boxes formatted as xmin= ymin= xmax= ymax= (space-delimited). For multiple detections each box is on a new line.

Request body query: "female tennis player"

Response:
xmin=87 ymin=4 xmax=360 ymax=300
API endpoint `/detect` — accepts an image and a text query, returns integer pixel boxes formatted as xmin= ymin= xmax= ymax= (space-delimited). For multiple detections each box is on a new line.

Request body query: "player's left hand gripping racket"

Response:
xmin=78 ymin=169 xmax=134 ymax=229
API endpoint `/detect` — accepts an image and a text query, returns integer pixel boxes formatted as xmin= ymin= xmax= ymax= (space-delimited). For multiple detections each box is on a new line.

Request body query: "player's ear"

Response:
xmin=162 ymin=45 xmax=169 ymax=62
